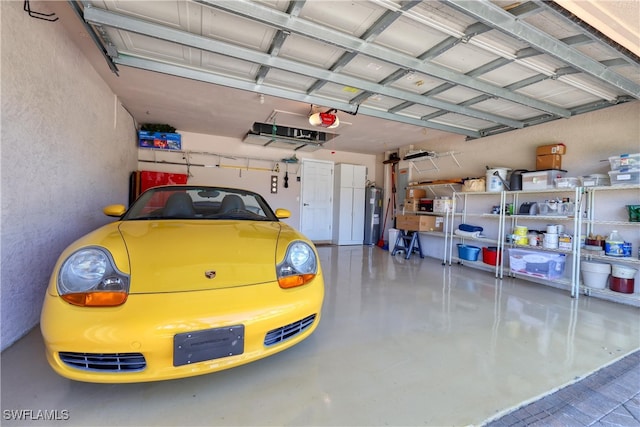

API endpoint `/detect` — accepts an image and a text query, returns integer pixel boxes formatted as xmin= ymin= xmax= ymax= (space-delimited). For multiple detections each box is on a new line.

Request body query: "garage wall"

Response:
xmin=399 ymin=101 xmax=640 ymax=184
xmin=1 ymin=2 xmax=138 ymax=350
xmin=137 ymin=132 xmax=380 ymax=229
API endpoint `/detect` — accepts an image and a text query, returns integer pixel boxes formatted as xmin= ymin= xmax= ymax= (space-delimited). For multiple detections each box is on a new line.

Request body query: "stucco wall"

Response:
xmin=1 ymin=2 xmax=138 ymax=350
xmin=399 ymin=101 xmax=640 ymax=183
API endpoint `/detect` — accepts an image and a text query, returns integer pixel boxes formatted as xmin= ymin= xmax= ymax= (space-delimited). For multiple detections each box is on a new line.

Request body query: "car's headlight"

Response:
xmin=58 ymin=247 xmax=130 ymax=307
xmin=276 ymin=241 xmax=317 ymax=289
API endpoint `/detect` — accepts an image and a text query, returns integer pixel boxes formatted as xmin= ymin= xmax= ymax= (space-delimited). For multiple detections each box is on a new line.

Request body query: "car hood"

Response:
xmin=118 ymin=220 xmax=283 ymax=293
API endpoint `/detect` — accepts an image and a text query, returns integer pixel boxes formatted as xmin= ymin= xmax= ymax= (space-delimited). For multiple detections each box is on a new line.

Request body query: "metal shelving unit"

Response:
xmin=401 ymin=183 xmax=639 ymax=306
xmin=579 ymin=184 xmax=640 ymax=306
xmin=504 ymin=187 xmax=585 ymax=297
xmin=402 ymin=182 xmax=461 ymax=264
xmin=448 ymin=191 xmax=506 ymax=278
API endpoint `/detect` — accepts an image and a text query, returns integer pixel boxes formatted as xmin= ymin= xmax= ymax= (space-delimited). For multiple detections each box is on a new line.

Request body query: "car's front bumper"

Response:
xmin=40 ymin=278 xmax=323 ymax=383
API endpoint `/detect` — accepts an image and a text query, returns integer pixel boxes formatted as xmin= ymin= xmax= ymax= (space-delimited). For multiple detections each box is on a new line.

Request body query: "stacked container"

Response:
xmin=610 ymin=264 xmax=637 ymax=293
xmin=608 ymin=153 xmax=640 ymax=186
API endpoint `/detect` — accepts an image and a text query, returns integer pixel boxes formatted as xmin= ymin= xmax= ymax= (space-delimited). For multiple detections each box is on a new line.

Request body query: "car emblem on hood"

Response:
xmin=204 ymin=270 xmax=216 ymax=279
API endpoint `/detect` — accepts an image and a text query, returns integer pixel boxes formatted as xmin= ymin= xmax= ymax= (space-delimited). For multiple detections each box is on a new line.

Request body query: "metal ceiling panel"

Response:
xmin=101 ymin=28 xmax=195 ymax=65
xmin=517 ymin=79 xmax=600 ymax=106
xmin=477 ymin=62 xmax=540 ymax=87
xmin=432 ymin=85 xmax=485 ymax=104
xmin=71 ymin=0 xmax=638 ymax=151
xmin=311 ymin=82 xmax=364 ymax=103
xmin=472 ymin=99 xmax=547 ymax=120
xmin=200 ymin=7 xmax=275 ymax=51
xmin=99 ymin=0 xmax=190 ymax=28
xmin=372 ymin=15 xmax=450 ymax=57
xmin=261 ymin=68 xmax=318 ymax=93
xmin=339 ymin=55 xmax=403 ymax=84
xmin=277 ymin=33 xmax=346 ymax=69
xmin=201 ymin=51 xmax=261 ymax=79
xmin=297 ymin=0 xmax=384 ymax=37
xmin=520 ymin=7 xmax=582 ymax=40
xmin=431 ymin=43 xmax=501 ymax=74
xmin=432 ymin=112 xmax=495 ymax=130
xmin=389 ymin=73 xmax=446 ymax=95
xmin=614 ymin=66 xmax=640 ymax=84
xmin=394 ymin=103 xmax=441 ymax=119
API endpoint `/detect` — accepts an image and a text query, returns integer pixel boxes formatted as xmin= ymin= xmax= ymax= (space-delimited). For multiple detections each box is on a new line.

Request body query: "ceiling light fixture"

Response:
xmin=309 ymin=108 xmax=340 ymax=129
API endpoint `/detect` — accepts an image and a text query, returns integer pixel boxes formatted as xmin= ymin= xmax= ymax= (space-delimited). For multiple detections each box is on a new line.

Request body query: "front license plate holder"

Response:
xmin=173 ymin=325 xmax=244 ymax=367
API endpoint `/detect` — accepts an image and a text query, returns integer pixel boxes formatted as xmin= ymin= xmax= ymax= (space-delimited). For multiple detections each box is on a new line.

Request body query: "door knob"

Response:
xmin=303 ymin=203 xmax=310 ymax=206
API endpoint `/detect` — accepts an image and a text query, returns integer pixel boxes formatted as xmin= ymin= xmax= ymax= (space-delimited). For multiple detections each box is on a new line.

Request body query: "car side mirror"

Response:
xmin=274 ymin=208 xmax=291 ymax=219
xmin=103 ymin=204 xmax=126 ymax=217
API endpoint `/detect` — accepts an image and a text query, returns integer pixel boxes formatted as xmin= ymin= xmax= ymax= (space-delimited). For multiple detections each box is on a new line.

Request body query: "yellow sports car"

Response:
xmin=40 ymin=185 xmax=324 ymax=383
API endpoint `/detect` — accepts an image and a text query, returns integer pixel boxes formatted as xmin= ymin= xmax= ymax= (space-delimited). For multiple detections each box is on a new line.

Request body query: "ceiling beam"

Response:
xmin=113 ymin=55 xmax=481 ymax=139
xmin=200 ymin=0 xmax=571 ymax=118
xmin=83 ymin=5 xmax=525 ymax=128
xmin=442 ymin=0 xmax=640 ymax=98
xmin=306 ymin=0 xmax=420 ymax=95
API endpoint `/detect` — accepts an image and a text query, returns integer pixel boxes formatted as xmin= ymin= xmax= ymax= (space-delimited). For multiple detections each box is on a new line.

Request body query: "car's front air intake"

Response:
xmin=264 ymin=314 xmax=316 ymax=346
xmin=59 ymin=352 xmax=146 ymax=372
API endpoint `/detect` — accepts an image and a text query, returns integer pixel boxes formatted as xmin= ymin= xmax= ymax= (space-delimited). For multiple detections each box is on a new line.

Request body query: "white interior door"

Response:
xmin=300 ymin=159 xmax=334 ymax=242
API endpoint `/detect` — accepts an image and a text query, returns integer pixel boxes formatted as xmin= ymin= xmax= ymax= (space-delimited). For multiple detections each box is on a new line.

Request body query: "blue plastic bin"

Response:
xmin=457 ymin=244 xmax=481 ymax=261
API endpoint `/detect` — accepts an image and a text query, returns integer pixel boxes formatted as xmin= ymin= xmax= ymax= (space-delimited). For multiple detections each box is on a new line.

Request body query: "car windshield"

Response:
xmin=123 ymin=186 xmax=278 ymax=221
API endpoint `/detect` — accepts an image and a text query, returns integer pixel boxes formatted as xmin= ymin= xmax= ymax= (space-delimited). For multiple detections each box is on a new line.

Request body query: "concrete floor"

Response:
xmin=2 ymin=245 xmax=639 ymax=426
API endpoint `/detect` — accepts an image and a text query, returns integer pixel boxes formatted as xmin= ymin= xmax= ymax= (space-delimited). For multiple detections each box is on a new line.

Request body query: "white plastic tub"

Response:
xmin=580 ymin=174 xmax=610 ymax=187
xmin=581 ymin=261 xmax=611 ymax=289
xmin=611 ymin=264 xmax=637 ymax=279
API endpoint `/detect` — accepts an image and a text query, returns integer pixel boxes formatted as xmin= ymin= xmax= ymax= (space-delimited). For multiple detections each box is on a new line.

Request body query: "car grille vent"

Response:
xmin=59 ymin=352 xmax=146 ymax=372
xmin=264 ymin=314 xmax=316 ymax=346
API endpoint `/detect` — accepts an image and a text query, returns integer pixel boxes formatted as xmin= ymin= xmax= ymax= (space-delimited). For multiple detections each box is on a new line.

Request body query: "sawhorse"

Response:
xmin=391 ymin=230 xmax=424 ymax=260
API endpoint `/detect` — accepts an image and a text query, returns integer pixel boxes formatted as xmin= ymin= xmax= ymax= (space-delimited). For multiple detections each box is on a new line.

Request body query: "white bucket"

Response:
xmin=486 ymin=168 xmax=510 ymax=192
xmin=581 ymin=261 xmax=610 ymax=289
xmin=611 ymin=264 xmax=637 ymax=279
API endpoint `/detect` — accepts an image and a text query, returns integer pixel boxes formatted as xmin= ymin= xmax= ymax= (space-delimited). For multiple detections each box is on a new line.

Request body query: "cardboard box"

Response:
xmin=139 ymin=131 xmax=182 ymax=150
xmin=405 ymin=188 xmax=426 ymax=199
xmin=522 ymin=169 xmax=567 ymax=190
xmin=396 ymin=214 xmax=444 ymax=232
xmin=536 ymin=143 xmax=566 ymax=156
xmin=404 ymin=198 xmax=420 ymax=212
xmin=536 ymin=154 xmax=562 ymax=170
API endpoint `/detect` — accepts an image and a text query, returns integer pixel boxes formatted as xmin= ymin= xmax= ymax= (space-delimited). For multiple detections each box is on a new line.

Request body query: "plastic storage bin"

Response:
xmin=555 ymin=177 xmax=579 ymax=188
xmin=627 ymin=205 xmax=640 ymax=222
xmin=522 ymin=170 xmax=567 ymax=190
xmin=608 ymin=168 xmax=640 ymax=186
xmin=508 ymin=248 xmax=566 ymax=279
xmin=457 ymin=244 xmax=481 ymax=261
xmin=608 ymin=153 xmax=640 ymax=170
xmin=580 ymin=174 xmax=610 ymax=187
